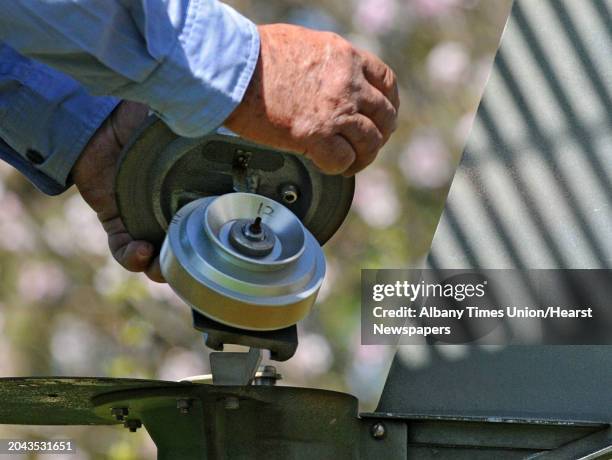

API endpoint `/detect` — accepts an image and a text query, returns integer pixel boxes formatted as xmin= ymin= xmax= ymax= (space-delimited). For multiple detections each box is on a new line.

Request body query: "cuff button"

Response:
xmin=26 ymin=149 xmax=45 ymax=165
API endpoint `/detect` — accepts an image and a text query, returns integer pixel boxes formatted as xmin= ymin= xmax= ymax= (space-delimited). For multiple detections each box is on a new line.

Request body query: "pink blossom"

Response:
xmin=283 ymin=333 xmax=333 ymax=380
xmin=353 ymin=167 xmax=401 ymax=228
xmin=427 ymin=41 xmax=470 ymax=86
xmin=355 ymin=0 xmax=397 ymax=34
xmin=410 ymin=0 xmax=463 ymax=18
xmin=400 ymin=131 xmax=454 ymax=189
xmin=17 ymin=261 xmax=67 ymax=302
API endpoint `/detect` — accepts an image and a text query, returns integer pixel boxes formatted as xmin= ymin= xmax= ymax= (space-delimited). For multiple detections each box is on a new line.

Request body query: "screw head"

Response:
xmin=371 ymin=422 xmax=386 ymax=440
xmin=224 ymin=396 xmax=240 ymax=410
xmin=124 ymin=419 xmax=142 ymax=433
xmin=111 ymin=407 xmax=129 ymax=421
xmin=235 ymin=151 xmax=249 ymax=166
xmin=176 ymin=398 xmax=192 ymax=415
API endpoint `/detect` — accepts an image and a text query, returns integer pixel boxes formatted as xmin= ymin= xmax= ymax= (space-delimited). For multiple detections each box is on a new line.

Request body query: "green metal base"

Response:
xmin=1 ymin=377 xmax=610 ymax=459
xmin=93 ymin=384 xmax=364 ymax=460
xmin=0 ymin=377 xmax=401 ymax=459
xmin=0 ymin=377 xmax=183 ymax=425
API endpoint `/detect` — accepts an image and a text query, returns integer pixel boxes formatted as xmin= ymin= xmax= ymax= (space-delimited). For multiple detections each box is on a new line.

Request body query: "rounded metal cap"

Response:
xmin=160 ymin=193 xmax=325 ymax=331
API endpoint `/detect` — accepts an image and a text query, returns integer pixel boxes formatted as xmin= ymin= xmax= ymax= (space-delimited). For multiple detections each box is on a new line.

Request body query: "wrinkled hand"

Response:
xmin=225 ymin=24 xmax=399 ymax=176
xmin=72 ymin=101 xmax=165 ymax=282
xmin=72 ymin=26 xmax=398 ymax=279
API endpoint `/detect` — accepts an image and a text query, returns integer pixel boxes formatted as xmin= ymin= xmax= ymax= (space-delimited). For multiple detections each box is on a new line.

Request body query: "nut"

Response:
xmin=110 ymin=407 xmax=129 ymax=421
xmin=280 ymin=184 xmax=299 ymax=204
xmin=371 ymin=422 xmax=386 ymax=440
xmin=124 ymin=419 xmax=142 ymax=433
xmin=177 ymin=398 xmax=192 ymax=415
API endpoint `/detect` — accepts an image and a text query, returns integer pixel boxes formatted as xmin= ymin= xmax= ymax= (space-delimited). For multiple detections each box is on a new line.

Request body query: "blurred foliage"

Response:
xmin=0 ymin=0 xmax=511 ymax=458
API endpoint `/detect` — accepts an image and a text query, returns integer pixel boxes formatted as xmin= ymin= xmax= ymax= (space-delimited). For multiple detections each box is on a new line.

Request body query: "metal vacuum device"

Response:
xmin=112 ymin=117 xmax=355 ymax=379
xmin=0 ymin=118 xmax=395 ymax=460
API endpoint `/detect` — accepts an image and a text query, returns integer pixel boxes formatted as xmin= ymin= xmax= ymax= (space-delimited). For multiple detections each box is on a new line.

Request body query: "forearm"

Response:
xmin=0 ymin=0 xmax=260 ymax=138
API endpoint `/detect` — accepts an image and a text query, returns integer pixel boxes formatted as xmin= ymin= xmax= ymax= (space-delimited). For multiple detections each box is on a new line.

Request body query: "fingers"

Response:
xmin=332 ymin=51 xmax=398 ymax=176
xmin=359 ymin=49 xmax=400 ymax=111
xmin=338 ymin=114 xmax=384 ymax=176
xmin=145 ymin=256 xmax=165 ymax=283
xmin=307 ymin=114 xmax=384 ymax=176
xmin=105 ymin=218 xmax=165 ymax=282
xmin=306 ymin=135 xmax=356 ymax=175
xmin=111 ymin=237 xmax=155 ymax=273
xmin=357 ymin=83 xmax=398 ymax=142
xmin=104 ymin=216 xmax=161 ymax=277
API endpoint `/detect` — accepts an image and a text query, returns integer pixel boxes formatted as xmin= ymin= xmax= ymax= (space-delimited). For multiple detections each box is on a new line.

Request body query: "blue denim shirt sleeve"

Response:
xmin=0 ymin=0 xmax=260 ymax=138
xmin=0 ymin=1 xmax=259 ymax=195
xmin=0 ymin=44 xmax=119 ymax=195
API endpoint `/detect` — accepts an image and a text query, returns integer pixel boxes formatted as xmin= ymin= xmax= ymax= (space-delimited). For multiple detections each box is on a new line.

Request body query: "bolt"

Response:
xmin=176 ymin=398 xmax=192 ymax=415
xmin=224 ymin=396 xmax=240 ymax=410
xmin=111 ymin=407 xmax=129 ymax=422
xmin=371 ymin=422 xmax=386 ymax=440
xmin=234 ymin=150 xmax=251 ymax=168
xmin=124 ymin=419 xmax=142 ymax=433
xmin=229 ymin=218 xmax=275 ymax=257
xmin=247 ymin=217 xmax=263 ymax=235
xmin=280 ymin=184 xmax=299 ymax=204
xmin=253 ymin=365 xmax=282 ymax=386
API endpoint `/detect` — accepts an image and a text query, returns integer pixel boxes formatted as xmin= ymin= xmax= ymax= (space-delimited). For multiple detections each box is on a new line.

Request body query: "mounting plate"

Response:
xmin=115 ymin=118 xmax=354 ymax=248
xmin=0 ymin=377 xmax=187 ymax=425
xmin=192 ymin=309 xmax=298 ymax=361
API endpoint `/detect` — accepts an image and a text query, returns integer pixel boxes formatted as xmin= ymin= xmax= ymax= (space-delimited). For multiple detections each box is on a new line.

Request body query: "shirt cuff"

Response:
xmin=0 ymin=46 xmax=119 ymax=194
xmin=114 ymin=1 xmax=260 ymax=138
xmin=39 ymin=97 xmax=120 ymax=191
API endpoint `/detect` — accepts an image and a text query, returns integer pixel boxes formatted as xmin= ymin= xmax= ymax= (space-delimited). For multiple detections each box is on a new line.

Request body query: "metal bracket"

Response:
xmin=209 ymin=348 xmax=262 ymax=386
xmin=232 ymin=149 xmax=259 ymax=193
xmin=192 ymin=309 xmax=298 ymax=361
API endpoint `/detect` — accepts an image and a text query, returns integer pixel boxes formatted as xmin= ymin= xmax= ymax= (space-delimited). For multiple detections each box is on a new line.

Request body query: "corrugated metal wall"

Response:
xmin=431 ymin=0 xmax=612 ymax=270
xmin=379 ymin=0 xmax=612 ymax=421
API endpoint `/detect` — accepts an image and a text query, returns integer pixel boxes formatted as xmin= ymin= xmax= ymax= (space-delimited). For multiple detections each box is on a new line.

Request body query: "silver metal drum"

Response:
xmin=160 ymin=193 xmax=325 ymax=330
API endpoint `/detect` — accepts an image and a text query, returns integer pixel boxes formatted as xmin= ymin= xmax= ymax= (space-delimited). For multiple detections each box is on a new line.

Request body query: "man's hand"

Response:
xmin=225 ymin=24 xmax=399 ymax=176
xmin=71 ymin=101 xmax=164 ymax=282
xmin=72 ymin=26 xmax=398 ymax=280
